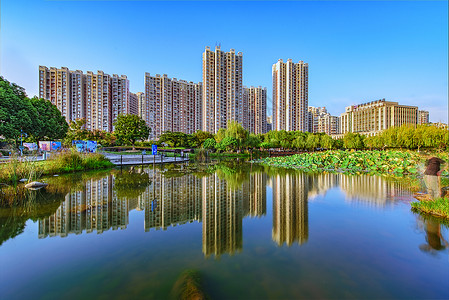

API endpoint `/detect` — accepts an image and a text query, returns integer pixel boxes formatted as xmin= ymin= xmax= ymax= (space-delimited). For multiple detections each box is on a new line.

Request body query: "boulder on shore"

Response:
xmin=24 ymin=181 xmax=48 ymax=190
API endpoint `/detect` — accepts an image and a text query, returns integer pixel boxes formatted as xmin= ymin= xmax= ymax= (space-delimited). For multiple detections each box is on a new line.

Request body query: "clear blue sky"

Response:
xmin=1 ymin=0 xmax=448 ymax=122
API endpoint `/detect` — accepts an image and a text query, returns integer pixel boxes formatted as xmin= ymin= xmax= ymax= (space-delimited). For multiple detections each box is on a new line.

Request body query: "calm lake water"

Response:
xmin=1 ymin=162 xmax=448 ymax=299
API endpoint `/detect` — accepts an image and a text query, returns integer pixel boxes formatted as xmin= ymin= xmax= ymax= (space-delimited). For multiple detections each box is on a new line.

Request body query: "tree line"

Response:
xmin=148 ymin=122 xmax=449 ymax=152
xmin=1 ymin=76 xmax=447 ymax=152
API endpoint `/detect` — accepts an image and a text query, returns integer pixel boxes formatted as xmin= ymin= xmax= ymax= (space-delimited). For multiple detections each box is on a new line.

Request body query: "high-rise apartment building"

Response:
xmin=129 ymin=93 xmax=139 ymax=116
xmin=39 ymin=66 xmax=71 ymax=123
xmin=144 ymin=73 xmax=202 ymax=139
xmin=136 ymin=92 xmax=146 ymax=119
xmin=85 ymin=71 xmax=112 ymax=131
xmin=272 ymin=59 xmax=309 ymax=132
xmin=243 ymin=86 xmax=267 ymax=134
xmin=202 ymin=46 xmax=243 ymax=133
xmin=308 ymin=106 xmax=339 ymax=135
xmin=111 ymin=74 xmax=130 ymax=130
xmin=70 ymin=70 xmax=85 ymax=122
xmin=418 ymin=110 xmax=430 ymax=125
xmin=340 ymin=99 xmax=418 ymax=135
xmin=39 ymin=66 xmax=133 ymax=132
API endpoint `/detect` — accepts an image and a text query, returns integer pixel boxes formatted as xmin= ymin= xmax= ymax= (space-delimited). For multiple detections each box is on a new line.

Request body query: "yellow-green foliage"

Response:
xmin=411 ymin=198 xmax=449 ymax=219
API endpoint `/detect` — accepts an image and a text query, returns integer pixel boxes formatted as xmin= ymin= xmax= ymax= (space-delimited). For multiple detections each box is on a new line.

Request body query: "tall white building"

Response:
xmin=39 ymin=66 xmax=133 ymax=132
xmin=144 ymin=73 xmax=202 ymax=140
xmin=243 ymin=86 xmax=267 ymax=134
xmin=202 ymin=46 xmax=243 ymax=133
xmin=272 ymin=59 xmax=308 ymax=132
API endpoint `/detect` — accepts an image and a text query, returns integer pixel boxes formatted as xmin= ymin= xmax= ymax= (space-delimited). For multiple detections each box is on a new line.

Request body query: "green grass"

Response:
xmin=411 ymin=197 xmax=449 ymax=219
xmin=0 ymin=151 xmax=114 ymax=185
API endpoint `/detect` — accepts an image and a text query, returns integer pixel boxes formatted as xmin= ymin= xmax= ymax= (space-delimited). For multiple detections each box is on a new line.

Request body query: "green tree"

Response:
xmin=320 ymin=134 xmax=334 ymax=150
xmin=28 ymin=97 xmax=68 ymax=148
xmin=158 ymin=131 xmax=189 ymax=147
xmin=216 ymin=136 xmax=238 ymax=152
xmin=343 ymin=132 xmax=365 ymax=150
xmin=193 ymin=130 xmax=214 ymax=147
xmin=306 ymin=134 xmax=320 ymax=151
xmin=292 ymin=133 xmax=307 ymax=150
xmin=215 ymin=128 xmax=226 ymax=143
xmin=114 ymin=114 xmax=150 ymax=150
xmin=0 ymin=77 xmax=35 ymax=146
xmin=245 ymin=134 xmax=261 ymax=149
xmin=225 ymin=120 xmax=248 ymax=150
xmin=203 ymin=138 xmax=216 ymax=150
xmin=65 ymin=118 xmax=90 ymax=143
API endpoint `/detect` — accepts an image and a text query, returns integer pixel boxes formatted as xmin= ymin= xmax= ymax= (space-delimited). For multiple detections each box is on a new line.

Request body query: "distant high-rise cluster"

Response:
xmin=272 ymin=59 xmax=309 ymax=132
xmin=40 ymin=48 xmax=434 ymax=138
xmin=39 ymin=66 xmax=135 ymax=132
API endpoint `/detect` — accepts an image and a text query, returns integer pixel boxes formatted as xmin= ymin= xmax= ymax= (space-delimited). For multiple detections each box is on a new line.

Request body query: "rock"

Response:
xmin=25 ymin=181 xmax=48 ymax=190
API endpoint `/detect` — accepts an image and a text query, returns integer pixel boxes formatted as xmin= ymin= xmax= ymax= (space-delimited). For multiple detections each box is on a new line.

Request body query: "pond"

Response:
xmin=0 ymin=162 xmax=448 ymax=299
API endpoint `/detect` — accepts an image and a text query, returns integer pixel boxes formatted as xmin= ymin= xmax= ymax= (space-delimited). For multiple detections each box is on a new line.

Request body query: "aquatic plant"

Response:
xmin=258 ymin=150 xmax=436 ymax=176
xmin=411 ymin=197 xmax=449 ymax=219
xmin=170 ymin=270 xmax=209 ymax=300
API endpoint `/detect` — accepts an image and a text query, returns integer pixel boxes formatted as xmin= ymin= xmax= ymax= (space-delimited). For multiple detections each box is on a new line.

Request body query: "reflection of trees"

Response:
xmin=415 ymin=213 xmax=449 ymax=256
xmin=0 ymin=215 xmax=26 ymax=246
xmin=0 ymin=188 xmax=64 ymax=245
xmin=114 ymin=168 xmax=151 ymax=199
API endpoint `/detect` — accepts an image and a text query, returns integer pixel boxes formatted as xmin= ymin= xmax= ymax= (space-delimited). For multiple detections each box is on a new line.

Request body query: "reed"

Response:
xmin=0 ymin=150 xmax=114 ymax=185
xmin=411 ymin=197 xmax=449 ymax=219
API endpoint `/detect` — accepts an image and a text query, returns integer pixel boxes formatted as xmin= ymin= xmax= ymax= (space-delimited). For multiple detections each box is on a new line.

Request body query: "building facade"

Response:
xmin=129 ymin=92 xmax=139 ymax=117
xmin=39 ymin=66 xmax=135 ymax=132
xmin=202 ymin=46 xmax=243 ymax=133
xmin=308 ymin=106 xmax=339 ymax=135
xmin=339 ymin=99 xmax=418 ymax=135
xmin=418 ymin=110 xmax=430 ymax=125
xmin=243 ymin=86 xmax=267 ymax=134
xmin=144 ymin=73 xmax=202 ymax=139
xmin=272 ymin=59 xmax=309 ymax=132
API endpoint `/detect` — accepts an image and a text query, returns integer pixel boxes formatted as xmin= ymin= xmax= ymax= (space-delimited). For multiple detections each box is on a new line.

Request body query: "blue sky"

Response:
xmin=1 ymin=0 xmax=448 ymax=122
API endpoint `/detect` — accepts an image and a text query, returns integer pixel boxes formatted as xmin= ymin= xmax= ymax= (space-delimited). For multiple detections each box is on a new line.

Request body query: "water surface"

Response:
xmin=1 ymin=163 xmax=448 ymax=299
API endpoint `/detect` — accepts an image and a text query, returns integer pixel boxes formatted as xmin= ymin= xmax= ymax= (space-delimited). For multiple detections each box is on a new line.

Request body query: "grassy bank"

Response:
xmin=258 ymin=150 xmax=449 ymax=176
xmin=0 ymin=151 xmax=114 ymax=185
xmin=411 ymin=198 xmax=449 ymax=219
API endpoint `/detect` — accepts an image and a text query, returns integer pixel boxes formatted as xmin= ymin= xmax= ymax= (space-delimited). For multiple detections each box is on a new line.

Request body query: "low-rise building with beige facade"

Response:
xmin=340 ymin=99 xmax=418 ymax=135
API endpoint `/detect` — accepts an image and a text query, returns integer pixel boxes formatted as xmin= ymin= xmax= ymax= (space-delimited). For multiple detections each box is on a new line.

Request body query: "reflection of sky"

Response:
xmin=0 ymin=169 xmax=448 ymax=299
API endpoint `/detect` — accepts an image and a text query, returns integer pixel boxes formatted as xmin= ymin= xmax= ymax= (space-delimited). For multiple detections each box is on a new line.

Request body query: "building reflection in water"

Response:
xmin=272 ymin=172 xmax=309 ymax=246
xmin=38 ymin=167 xmax=413 ymax=256
xmin=39 ymin=175 xmax=128 ymax=238
xmin=339 ymin=174 xmax=413 ymax=206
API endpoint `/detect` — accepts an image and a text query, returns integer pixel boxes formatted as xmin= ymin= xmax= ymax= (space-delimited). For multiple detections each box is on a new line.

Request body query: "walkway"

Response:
xmin=102 ymin=153 xmax=189 ymax=166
